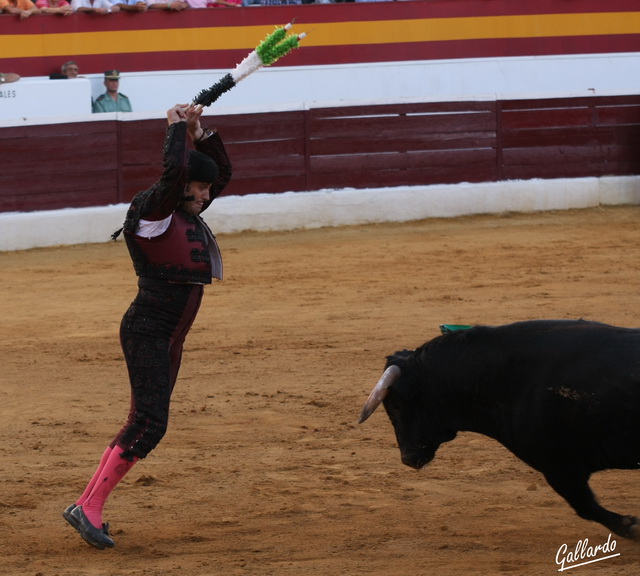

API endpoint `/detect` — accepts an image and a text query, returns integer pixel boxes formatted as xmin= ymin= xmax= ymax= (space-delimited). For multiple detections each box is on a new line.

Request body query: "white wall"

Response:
xmin=1 ymin=176 xmax=639 ymax=251
xmin=0 ymin=77 xmax=92 ymax=121
xmin=4 ymin=52 xmax=640 ymax=124
xmin=80 ymin=52 xmax=640 ymax=113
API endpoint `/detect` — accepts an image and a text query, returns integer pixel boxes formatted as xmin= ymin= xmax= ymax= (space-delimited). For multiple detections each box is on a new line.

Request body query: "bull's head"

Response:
xmin=359 ymin=350 xmax=455 ymax=469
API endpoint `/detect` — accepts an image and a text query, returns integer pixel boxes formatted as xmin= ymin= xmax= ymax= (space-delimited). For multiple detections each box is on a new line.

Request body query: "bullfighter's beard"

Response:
xmin=192 ymin=22 xmax=306 ymax=108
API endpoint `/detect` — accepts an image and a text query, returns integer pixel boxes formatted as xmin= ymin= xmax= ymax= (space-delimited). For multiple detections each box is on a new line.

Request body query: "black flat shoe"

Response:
xmin=68 ymin=506 xmax=115 ymax=550
xmin=62 ymin=504 xmax=78 ymax=529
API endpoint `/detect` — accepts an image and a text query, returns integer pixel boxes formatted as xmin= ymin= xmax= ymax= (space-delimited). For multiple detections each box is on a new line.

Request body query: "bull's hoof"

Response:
xmin=627 ymin=518 xmax=640 ymax=541
xmin=620 ymin=515 xmax=640 ymax=540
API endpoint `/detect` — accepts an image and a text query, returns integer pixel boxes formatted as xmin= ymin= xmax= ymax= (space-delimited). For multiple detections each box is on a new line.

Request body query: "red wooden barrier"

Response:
xmin=1 ymin=95 xmax=639 ymax=214
xmin=499 ymin=96 xmax=640 ymax=181
xmin=306 ymin=102 xmax=498 ymax=189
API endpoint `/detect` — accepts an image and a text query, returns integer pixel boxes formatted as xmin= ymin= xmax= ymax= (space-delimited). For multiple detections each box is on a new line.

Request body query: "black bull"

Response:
xmin=359 ymin=320 xmax=640 ymax=539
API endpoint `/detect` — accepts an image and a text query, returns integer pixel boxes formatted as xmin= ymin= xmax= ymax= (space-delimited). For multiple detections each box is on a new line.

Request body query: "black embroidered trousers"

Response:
xmin=113 ymin=283 xmax=204 ymax=459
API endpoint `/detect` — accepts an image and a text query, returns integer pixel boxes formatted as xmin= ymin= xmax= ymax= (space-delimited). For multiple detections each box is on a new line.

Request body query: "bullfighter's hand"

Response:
xmin=167 ymin=103 xmax=188 ymax=125
xmin=186 ymin=104 xmax=205 ymax=142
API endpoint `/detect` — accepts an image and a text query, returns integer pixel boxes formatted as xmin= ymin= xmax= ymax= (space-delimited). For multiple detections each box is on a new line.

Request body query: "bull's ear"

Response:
xmin=358 ymin=365 xmax=402 ymax=423
xmin=387 ymin=349 xmax=413 ymax=365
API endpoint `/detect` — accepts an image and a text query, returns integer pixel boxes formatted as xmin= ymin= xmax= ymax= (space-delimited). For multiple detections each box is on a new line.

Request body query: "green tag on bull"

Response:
xmin=439 ymin=324 xmax=473 ymax=334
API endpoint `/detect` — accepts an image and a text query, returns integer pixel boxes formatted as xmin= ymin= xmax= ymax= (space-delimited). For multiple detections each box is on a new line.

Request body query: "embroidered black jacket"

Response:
xmin=121 ymin=121 xmax=232 ymax=284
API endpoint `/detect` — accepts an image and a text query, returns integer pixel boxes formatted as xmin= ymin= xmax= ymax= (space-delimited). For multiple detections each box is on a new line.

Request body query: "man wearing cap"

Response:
xmin=63 ymin=103 xmax=232 ymax=549
xmin=92 ymin=70 xmax=132 ymax=113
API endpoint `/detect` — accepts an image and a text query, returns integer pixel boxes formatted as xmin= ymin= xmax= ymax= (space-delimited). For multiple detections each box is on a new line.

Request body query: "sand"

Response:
xmin=1 ymin=205 xmax=639 ymax=575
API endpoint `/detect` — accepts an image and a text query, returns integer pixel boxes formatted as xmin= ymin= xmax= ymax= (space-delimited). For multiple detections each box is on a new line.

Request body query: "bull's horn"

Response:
xmin=358 ymin=365 xmax=402 ymax=423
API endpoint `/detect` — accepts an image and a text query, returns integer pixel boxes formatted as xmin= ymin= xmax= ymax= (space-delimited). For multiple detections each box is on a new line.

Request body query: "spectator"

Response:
xmin=205 ymin=0 xmax=241 ymax=7
xmin=116 ymin=0 xmax=146 ymax=10
xmin=50 ymin=60 xmax=80 ymax=80
xmin=186 ymin=0 xmax=240 ymax=7
xmin=71 ymin=0 xmax=119 ymax=13
xmin=93 ymin=70 xmax=133 ymax=113
xmin=0 ymin=73 xmax=20 ymax=84
xmin=146 ymin=0 xmax=188 ymax=10
xmin=0 ymin=0 xmax=39 ymax=18
xmin=37 ymin=0 xmax=72 ymax=13
xmin=62 ymin=61 xmax=80 ymax=77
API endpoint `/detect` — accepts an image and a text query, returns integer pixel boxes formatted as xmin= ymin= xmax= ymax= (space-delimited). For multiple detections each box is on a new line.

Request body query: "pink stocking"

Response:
xmin=76 ymin=446 xmax=113 ymax=506
xmin=82 ymin=446 xmax=138 ymax=529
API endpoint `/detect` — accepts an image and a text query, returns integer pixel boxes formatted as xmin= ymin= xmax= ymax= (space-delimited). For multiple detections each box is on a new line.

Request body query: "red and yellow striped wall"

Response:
xmin=2 ymin=0 xmax=640 ymax=78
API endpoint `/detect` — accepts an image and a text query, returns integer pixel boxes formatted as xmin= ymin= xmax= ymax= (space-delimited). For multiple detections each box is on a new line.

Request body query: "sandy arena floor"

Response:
xmin=1 ymin=205 xmax=639 ymax=575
